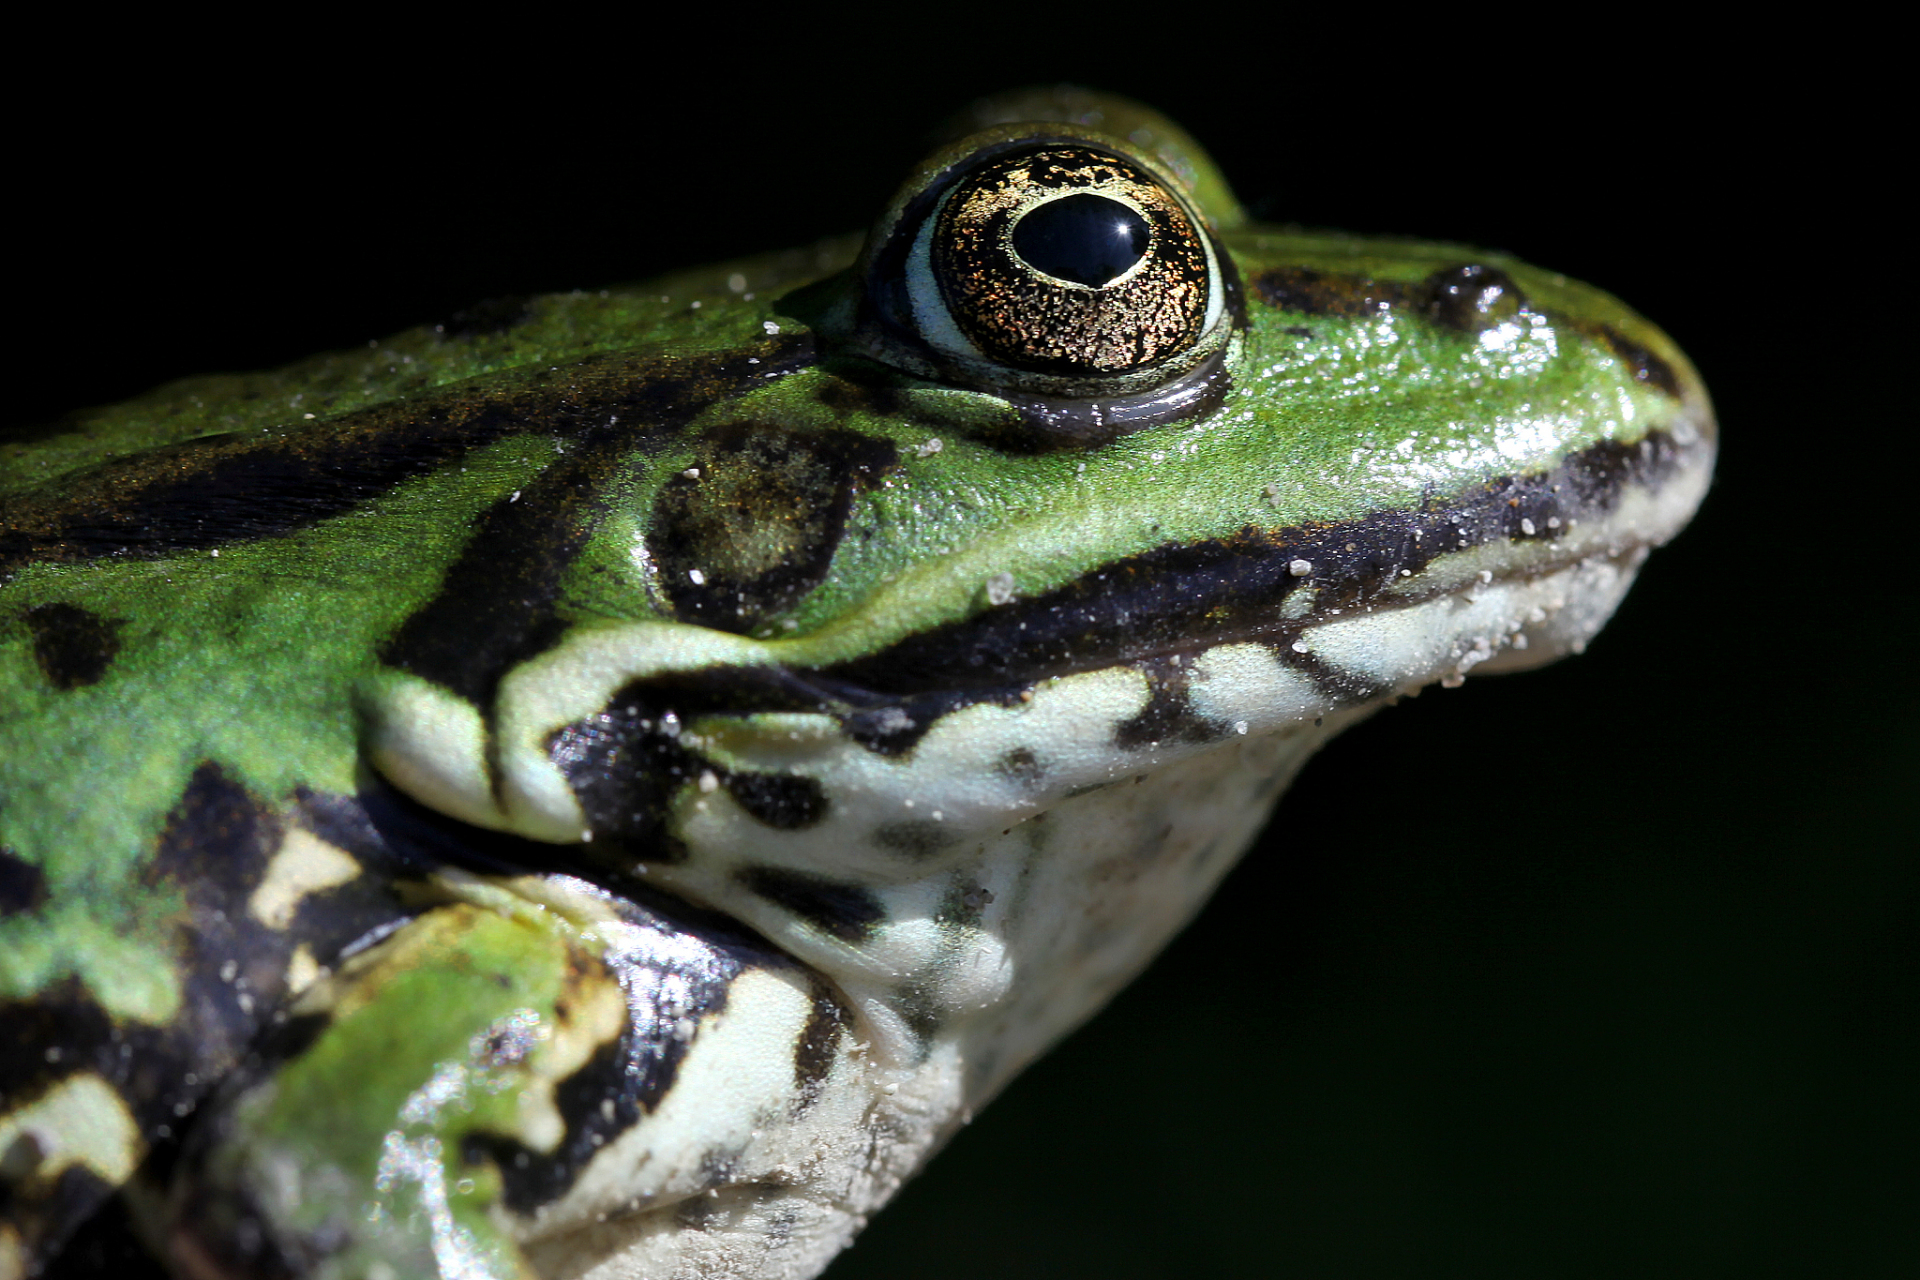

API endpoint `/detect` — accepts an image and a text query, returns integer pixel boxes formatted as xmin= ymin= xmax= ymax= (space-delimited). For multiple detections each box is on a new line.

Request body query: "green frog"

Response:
xmin=0 ymin=88 xmax=1713 ymax=1280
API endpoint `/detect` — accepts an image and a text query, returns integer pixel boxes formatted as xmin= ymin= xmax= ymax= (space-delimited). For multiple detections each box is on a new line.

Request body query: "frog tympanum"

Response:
xmin=0 ymin=89 xmax=1713 ymax=1280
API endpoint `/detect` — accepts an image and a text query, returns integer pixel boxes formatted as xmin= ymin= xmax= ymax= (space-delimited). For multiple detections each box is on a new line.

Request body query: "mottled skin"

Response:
xmin=0 ymin=88 xmax=1712 ymax=1280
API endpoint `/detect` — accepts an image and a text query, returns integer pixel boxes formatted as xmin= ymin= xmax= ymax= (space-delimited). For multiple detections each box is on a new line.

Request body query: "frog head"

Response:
xmin=358 ymin=90 xmax=1712 ymax=1082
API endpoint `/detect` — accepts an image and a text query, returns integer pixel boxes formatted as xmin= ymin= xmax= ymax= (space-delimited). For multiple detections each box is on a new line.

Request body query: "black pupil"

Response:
xmin=1010 ymin=193 xmax=1151 ymax=288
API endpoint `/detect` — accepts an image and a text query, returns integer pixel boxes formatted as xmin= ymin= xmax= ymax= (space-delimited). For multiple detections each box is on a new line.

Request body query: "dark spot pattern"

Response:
xmin=0 ymin=768 xmax=440 ymax=1273
xmin=173 ymin=789 xmax=804 ymax=1225
xmin=723 ymin=772 xmax=830 ymax=831
xmin=382 ymin=338 xmax=818 ymax=707
xmin=543 ymin=664 xmax=884 ymax=852
xmin=477 ymin=1034 xmax=638 ymax=1215
xmin=892 ymin=975 xmax=947 ymax=1043
xmin=32 ymin=1185 xmax=169 ymax=1280
xmin=2 ymin=337 xmax=817 ymax=580
xmin=651 ymin=423 xmax=896 ymax=635
xmin=996 ymin=747 xmax=1047 ymax=790
xmin=1422 ymin=264 xmax=1525 ymax=333
xmin=23 ymin=602 xmax=123 ymax=690
xmin=737 ymin=867 xmax=884 ymax=943
xmin=872 ymin=820 xmax=963 ymax=860
xmin=138 ymin=765 xmax=290 ymax=1085
xmin=1585 ymin=324 xmax=1682 ymax=397
xmin=792 ymin=980 xmax=851 ymax=1112
xmin=1267 ymin=641 xmax=1394 ymax=706
xmin=0 ymin=847 xmax=47 ymax=916
xmin=0 ymin=986 xmax=174 ymax=1267
xmin=9 ymin=768 xmax=842 ymax=1270
xmin=1251 ymin=264 xmax=1681 ymax=398
xmin=1252 ymin=265 xmax=1413 ymax=317
xmin=1113 ymin=656 xmax=1232 ymax=751
xmin=546 ymin=697 xmax=709 ymax=861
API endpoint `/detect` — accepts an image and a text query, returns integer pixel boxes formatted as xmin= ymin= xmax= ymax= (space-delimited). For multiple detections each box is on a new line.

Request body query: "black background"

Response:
xmin=14 ymin=27 xmax=1909 ymax=1279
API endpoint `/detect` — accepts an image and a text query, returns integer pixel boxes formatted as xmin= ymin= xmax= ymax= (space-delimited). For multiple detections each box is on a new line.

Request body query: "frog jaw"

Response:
xmin=363 ymin=396 xmax=1711 ymax=1083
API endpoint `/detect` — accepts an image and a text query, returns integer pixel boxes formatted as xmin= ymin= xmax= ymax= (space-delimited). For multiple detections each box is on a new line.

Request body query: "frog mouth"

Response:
xmin=803 ymin=417 xmax=1715 ymax=754
xmin=370 ymin=417 xmax=1711 ymax=859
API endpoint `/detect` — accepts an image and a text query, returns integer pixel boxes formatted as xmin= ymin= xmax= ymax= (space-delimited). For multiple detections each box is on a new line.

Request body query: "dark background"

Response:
xmin=15 ymin=28 xmax=1908 ymax=1279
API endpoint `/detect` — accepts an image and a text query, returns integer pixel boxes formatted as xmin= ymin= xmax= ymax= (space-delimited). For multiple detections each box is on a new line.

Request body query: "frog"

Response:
xmin=0 ymin=86 xmax=1714 ymax=1280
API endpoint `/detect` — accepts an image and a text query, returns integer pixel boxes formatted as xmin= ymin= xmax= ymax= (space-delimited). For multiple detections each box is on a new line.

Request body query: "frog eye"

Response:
xmin=866 ymin=142 xmax=1235 ymax=413
xmin=907 ymin=145 xmax=1221 ymax=380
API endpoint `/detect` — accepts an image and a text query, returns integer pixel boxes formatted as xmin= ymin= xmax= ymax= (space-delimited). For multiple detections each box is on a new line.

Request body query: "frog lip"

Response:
xmin=819 ymin=423 xmax=1709 ymax=695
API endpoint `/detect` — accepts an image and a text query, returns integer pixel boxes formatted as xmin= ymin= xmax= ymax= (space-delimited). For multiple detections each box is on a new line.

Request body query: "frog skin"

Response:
xmin=0 ymin=88 xmax=1713 ymax=1280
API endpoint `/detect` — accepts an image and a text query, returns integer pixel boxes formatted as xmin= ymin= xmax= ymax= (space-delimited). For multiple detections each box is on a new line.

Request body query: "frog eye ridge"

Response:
xmin=921 ymin=147 xmax=1216 ymax=377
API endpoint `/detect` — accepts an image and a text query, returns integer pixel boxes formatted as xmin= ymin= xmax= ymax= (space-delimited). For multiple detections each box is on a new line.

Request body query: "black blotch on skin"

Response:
xmin=395 ymin=347 xmax=832 ymax=704
xmin=436 ymin=295 xmax=534 ymax=339
xmin=1266 ymin=640 xmax=1394 ymax=706
xmin=0 ymin=985 xmax=178 ymax=1270
xmin=1250 ymin=266 xmax=1412 ymax=317
xmin=144 ymin=764 xmax=280 ymax=908
xmin=872 ymin=819 xmax=963 ymax=860
xmin=937 ymin=877 xmax=994 ymax=930
xmin=378 ymin=472 xmax=582 ymax=709
xmin=737 ymin=866 xmax=884 ymax=943
xmin=0 ymin=847 xmax=47 ymax=916
xmin=545 ymin=697 xmax=705 ymax=864
xmin=997 ymin=747 xmax=1046 ymax=790
xmin=33 ymin=1181 xmax=171 ymax=1280
xmin=1421 ymin=264 xmax=1525 ymax=333
xmin=1255 ymin=264 xmax=1682 ymax=399
xmin=544 ymin=663 xmax=878 ymax=850
xmin=376 ymin=337 xmax=813 ymax=708
xmin=723 ymin=771 xmax=829 ymax=830
xmin=792 ymin=980 xmax=850 ymax=1112
xmin=0 ymin=985 xmax=111 ymax=1113
xmin=651 ymin=422 xmax=897 ymax=634
xmin=251 ymin=1013 xmax=333 ymax=1068
xmin=479 ymin=1034 xmax=640 ymax=1215
xmin=2 ymin=338 xmax=815 ymax=580
xmin=1113 ymin=656 xmax=1231 ymax=751
xmin=1587 ymin=324 xmax=1682 ymax=397
xmin=893 ymin=976 xmax=946 ymax=1042
xmin=24 ymin=602 xmax=123 ymax=690
xmin=138 ymin=764 xmax=295 ymax=1091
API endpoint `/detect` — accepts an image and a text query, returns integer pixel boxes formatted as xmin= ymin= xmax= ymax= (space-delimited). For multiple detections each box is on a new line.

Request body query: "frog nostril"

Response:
xmin=1011 ymin=194 xmax=1150 ymax=288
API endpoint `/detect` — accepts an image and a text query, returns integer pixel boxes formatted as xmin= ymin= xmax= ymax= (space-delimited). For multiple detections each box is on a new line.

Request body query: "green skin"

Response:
xmin=0 ymin=90 xmax=1707 ymax=1279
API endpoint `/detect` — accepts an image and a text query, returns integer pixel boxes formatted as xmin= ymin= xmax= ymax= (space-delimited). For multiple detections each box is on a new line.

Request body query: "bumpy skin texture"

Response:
xmin=0 ymin=90 xmax=1713 ymax=1280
